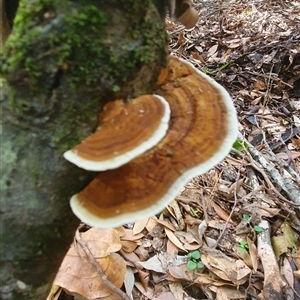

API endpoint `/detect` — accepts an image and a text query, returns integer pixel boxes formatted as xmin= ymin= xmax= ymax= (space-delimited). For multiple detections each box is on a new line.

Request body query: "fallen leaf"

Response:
xmin=55 ymin=252 xmax=126 ymax=300
xmin=133 ymin=218 xmax=149 ymax=235
xmin=165 ymin=228 xmax=187 ymax=251
xmin=138 ymin=254 xmax=168 ymax=273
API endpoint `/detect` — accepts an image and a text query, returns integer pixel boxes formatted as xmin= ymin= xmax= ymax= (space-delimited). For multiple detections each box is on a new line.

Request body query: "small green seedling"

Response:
xmin=187 ymin=250 xmax=204 ymax=271
xmin=190 ymin=206 xmax=199 ymax=218
xmin=233 ymin=139 xmax=248 ymax=152
xmin=238 ymin=240 xmax=249 ymax=254
xmin=242 ymin=214 xmax=250 ymax=221
xmin=242 ymin=214 xmax=263 ymax=233
xmin=253 ymin=225 xmax=263 ymax=233
xmin=202 ymin=67 xmax=217 ymax=75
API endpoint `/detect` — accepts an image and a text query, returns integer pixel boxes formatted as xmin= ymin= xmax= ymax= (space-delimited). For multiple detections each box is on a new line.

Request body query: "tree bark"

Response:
xmin=0 ymin=0 xmax=167 ymax=299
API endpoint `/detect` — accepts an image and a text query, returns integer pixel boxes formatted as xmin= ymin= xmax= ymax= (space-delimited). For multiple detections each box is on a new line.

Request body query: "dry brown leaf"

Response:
xmin=121 ymin=229 xmax=144 ymax=241
xmin=201 ymin=248 xmax=251 ymax=285
xmin=294 ymin=270 xmax=300 ymax=279
xmin=167 ymin=239 xmax=179 ymax=258
xmin=197 ymin=275 xmax=216 ymax=285
xmin=55 ymin=252 xmax=126 ymax=300
xmin=153 ymin=292 xmax=178 ymax=300
xmin=114 ymin=226 xmax=126 ymax=237
xmin=212 ymin=286 xmax=245 ymax=300
xmin=247 ymin=236 xmax=258 ymax=272
xmin=168 ymin=265 xmax=190 ymax=281
xmin=294 ymin=249 xmax=300 ymax=270
xmin=211 ymin=202 xmax=233 ymax=224
xmin=121 ymin=240 xmax=138 ymax=253
xmin=191 ymin=51 xmax=205 ymax=63
xmin=155 ymin=219 xmax=177 ymax=231
xmin=176 ymin=231 xmax=199 ymax=244
xmin=207 ymin=44 xmax=218 ymax=57
xmin=184 ymin=214 xmax=202 ymax=226
xmin=253 ymin=79 xmax=267 ymax=90
xmin=79 ymin=228 xmax=122 ymax=257
xmin=133 ymin=218 xmax=149 ymax=235
xmin=169 ymin=282 xmax=184 ymax=300
xmin=165 ymin=228 xmax=187 ymax=251
xmin=134 ymin=282 xmax=154 ymax=298
xmin=138 ymin=269 xmax=150 ymax=290
xmin=208 ymin=219 xmax=232 ymax=231
xmin=119 ymin=249 xmax=141 ymax=267
xmin=183 ymin=243 xmax=201 ymax=251
xmin=146 ymin=216 xmax=159 ymax=234
xmin=135 ymin=245 xmax=150 ymax=261
xmin=138 ymin=254 xmax=168 ymax=273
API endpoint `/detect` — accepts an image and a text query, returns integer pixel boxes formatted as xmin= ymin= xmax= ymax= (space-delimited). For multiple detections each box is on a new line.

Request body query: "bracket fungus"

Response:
xmin=64 ymin=94 xmax=170 ymax=171
xmin=66 ymin=56 xmax=238 ymax=228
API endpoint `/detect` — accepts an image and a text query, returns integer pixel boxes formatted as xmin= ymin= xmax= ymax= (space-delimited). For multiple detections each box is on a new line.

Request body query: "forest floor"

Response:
xmin=52 ymin=0 xmax=300 ymax=299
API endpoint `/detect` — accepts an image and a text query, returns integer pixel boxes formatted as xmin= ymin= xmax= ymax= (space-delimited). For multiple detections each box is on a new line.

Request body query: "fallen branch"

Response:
xmin=238 ymin=133 xmax=300 ymax=213
xmin=257 ymin=220 xmax=285 ymax=300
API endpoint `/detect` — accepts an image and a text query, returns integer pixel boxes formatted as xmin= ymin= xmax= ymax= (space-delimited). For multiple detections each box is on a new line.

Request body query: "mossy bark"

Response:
xmin=0 ymin=0 xmax=167 ymax=299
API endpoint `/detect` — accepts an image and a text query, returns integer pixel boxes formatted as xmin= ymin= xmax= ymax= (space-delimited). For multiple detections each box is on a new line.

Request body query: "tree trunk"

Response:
xmin=0 ymin=0 xmax=167 ymax=299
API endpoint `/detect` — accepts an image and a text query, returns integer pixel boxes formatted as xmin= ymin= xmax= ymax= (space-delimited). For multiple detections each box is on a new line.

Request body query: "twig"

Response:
xmin=74 ymin=229 xmax=130 ymax=300
xmin=213 ymin=161 xmax=242 ymax=249
xmin=257 ymin=220 xmax=285 ymax=298
xmin=246 ymin=159 xmax=300 ymax=207
xmin=238 ymin=133 xmax=300 ymax=211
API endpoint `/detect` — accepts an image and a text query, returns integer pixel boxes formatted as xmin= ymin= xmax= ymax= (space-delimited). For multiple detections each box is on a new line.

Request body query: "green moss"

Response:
xmin=2 ymin=1 xmax=166 ymax=152
xmin=2 ymin=1 xmax=163 ymax=101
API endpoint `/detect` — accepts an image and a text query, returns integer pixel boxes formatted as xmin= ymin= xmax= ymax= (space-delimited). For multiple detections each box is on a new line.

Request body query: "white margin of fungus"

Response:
xmin=63 ymin=94 xmax=170 ymax=171
xmin=70 ymin=56 xmax=239 ymax=228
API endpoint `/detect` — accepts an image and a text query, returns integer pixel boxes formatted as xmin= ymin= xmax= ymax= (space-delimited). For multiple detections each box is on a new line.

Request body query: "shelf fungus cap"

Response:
xmin=64 ymin=94 xmax=170 ymax=171
xmin=69 ymin=56 xmax=238 ymax=228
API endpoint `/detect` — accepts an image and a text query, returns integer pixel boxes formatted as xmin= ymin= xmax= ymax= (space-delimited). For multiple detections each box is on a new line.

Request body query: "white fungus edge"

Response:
xmin=70 ymin=56 xmax=239 ymax=228
xmin=63 ymin=94 xmax=170 ymax=171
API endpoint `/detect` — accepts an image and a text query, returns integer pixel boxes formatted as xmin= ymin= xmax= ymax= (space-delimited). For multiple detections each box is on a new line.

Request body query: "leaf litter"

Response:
xmin=52 ymin=0 xmax=300 ymax=299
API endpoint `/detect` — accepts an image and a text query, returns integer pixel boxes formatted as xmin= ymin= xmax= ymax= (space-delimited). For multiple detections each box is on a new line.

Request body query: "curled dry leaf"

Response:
xmin=165 ymin=228 xmax=187 ymax=251
xmin=201 ymin=248 xmax=251 ymax=285
xmin=138 ymin=253 xmax=168 ymax=274
xmin=138 ymin=269 xmax=150 ymax=290
xmin=80 ymin=228 xmax=122 ymax=256
xmin=121 ymin=229 xmax=144 ymax=241
xmin=168 ymin=265 xmax=190 ymax=281
xmin=54 ymin=252 xmax=126 ymax=300
xmin=211 ymin=286 xmax=245 ymax=300
xmin=133 ymin=218 xmax=149 ymax=235
xmin=169 ymin=282 xmax=184 ymax=300
xmin=121 ymin=240 xmax=138 ymax=253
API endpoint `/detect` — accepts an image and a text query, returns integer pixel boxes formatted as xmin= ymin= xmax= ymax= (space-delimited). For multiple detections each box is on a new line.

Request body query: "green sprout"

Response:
xmin=187 ymin=250 xmax=204 ymax=271
xmin=238 ymin=240 xmax=249 ymax=254
xmin=242 ymin=214 xmax=263 ymax=233
xmin=233 ymin=139 xmax=249 ymax=152
xmin=253 ymin=225 xmax=263 ymax=233
xmin=242 ymin=214 xmax=250 ymax=220
xmin=190 ymin=207 xmax=199 ymax=218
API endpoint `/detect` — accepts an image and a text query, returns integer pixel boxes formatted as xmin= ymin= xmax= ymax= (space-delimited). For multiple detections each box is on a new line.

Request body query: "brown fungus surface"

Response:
xmin=70 ymin=56 xmax=238 ymax=228
xmin=64 ymin=94 xmax=170 ymax=171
